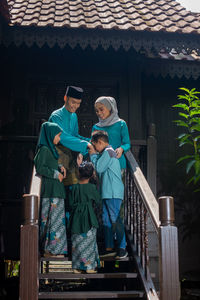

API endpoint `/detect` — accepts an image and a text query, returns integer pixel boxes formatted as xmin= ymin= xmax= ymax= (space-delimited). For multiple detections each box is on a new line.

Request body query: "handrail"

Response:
xmin=29 ymin=166 xmax=41 ymax=196
xmin=125 ymin=150 xmax=159 ymax=300
xmin=125 ymin=150 xmax=160 ymax=232
xmin=125 ymin=149 xmax=180 ymax=300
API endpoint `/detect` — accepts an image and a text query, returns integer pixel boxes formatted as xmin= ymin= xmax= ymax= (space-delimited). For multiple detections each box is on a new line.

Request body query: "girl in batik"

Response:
xmin=68 ymin=162 xmax=101 ymax=273
xmin=34 ymin=121 xmax=67 ymax=257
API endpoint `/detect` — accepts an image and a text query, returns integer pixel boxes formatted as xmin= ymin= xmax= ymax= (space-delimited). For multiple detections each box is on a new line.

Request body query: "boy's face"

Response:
xmin=92 ymin=139 xmax=108 ymax=153
xmin=64 ymin=96 xmax=82 ymax=113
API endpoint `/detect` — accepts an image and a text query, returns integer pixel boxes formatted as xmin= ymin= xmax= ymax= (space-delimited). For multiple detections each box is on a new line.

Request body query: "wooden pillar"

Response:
xmin=147 ymin=123 xmax=157 ymax=196
xmin=159 ymin=196 xmax=180 ymax=300
xmin=19 ymin=194 xmax=39 ymax=300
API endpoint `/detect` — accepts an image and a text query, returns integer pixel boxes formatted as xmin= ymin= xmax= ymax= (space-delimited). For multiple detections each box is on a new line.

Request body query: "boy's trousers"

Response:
xmin=102 ymin=198 xmax=126 ymax=249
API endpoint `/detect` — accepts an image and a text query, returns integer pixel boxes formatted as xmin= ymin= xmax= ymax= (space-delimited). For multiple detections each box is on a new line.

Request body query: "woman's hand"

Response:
xmin=58 ymin=173 xmax=64 ymax=182
xmin=60 ymin=166 xmax=66 ymax=178
xmin=115 ymin=147 xmax=124 ymax=158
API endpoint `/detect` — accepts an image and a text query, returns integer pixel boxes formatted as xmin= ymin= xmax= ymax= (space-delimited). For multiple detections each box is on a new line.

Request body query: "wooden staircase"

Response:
xmin=38 ymin=255 xmax=145 ymax=299
xmin=19 ymin=136 xmax=180 ymax=300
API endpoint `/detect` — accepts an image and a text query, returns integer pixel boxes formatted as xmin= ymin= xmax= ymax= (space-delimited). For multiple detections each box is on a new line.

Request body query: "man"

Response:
xmin=49 ymin=85 xmax=91 ymax=186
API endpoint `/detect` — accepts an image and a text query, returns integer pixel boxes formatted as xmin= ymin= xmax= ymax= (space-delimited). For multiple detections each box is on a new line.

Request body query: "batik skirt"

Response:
xmin=71 ymin=227 xmax=100 ymax=271
xmin=39 ymin=197 xmax=68 ymax=255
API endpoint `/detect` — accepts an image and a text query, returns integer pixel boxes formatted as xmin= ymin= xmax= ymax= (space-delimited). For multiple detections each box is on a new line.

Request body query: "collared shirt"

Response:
xmin=49 ymin=106 xmax=89 ymax=154
xmin=92 ymin=120 xmax=130 ymax=169
xmin=90 ymin=145 xmax=124 ymax=200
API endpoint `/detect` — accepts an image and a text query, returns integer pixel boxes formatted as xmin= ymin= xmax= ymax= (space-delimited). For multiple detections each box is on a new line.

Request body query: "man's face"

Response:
xmin=65 ymin=96 xmax=82 ymax=113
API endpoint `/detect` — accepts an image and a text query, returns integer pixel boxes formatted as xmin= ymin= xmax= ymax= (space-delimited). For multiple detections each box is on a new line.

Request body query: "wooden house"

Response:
xmin=0 ymin=0 xmax=200 ymax=288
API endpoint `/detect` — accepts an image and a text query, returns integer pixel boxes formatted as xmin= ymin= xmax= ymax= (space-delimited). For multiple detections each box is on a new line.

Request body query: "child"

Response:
xmin=89 ymin=131 xmax=128 ymax=259
xmin=34 ymin=122 xmax=67 ymax=257
xmin=92 ymin=96 xmax=131 ymax=170
xmin=68 ymin=162 xmax=101 ymax=273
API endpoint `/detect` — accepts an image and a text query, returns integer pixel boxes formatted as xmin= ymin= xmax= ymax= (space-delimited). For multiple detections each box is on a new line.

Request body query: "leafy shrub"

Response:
xmin=173 ymin=88 xmax=200 ymax=187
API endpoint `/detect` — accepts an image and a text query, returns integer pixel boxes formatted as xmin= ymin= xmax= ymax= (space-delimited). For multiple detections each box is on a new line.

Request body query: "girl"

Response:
xmin=92 ymin=96 xmax=131 ymax=170
xmin=34 ymin=122 xmax=67 ymax=257
xmin=68 ymin=162 xmax=101 ymax=273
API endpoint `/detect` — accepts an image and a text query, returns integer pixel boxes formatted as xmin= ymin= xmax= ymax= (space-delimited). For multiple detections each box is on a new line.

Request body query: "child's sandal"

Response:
xmin=73 ymin=269 xmax=84 ymax=274
xmin=86 ymin=269 xmax=97 ymax=274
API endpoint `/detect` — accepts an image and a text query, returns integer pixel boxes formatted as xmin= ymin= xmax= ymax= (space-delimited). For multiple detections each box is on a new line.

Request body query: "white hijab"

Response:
xmin=95 ymin=96 xmax=121 ymax=127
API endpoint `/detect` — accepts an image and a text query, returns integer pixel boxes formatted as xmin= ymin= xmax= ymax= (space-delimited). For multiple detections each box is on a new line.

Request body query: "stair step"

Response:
xmin=99 ymin=256 xmax=131 ymax=261
xmin=39 ymin=272 xmax=138 ymax=279
xmin=38 ymin=290 xmax=144 ymax=298
xmin=40 ymin=256 xmax=131 ymax=262
xmin=40 ymin=257 xmax=69 ymax=262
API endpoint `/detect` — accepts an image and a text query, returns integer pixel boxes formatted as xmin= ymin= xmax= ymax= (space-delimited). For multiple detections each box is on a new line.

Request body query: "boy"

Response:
xmin=89 ymin=131 xmax=128 ymax=259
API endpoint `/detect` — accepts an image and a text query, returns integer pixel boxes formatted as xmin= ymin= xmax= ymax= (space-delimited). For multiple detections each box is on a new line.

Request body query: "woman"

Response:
xmin=92 ymin=96 xmax=131 ymax=170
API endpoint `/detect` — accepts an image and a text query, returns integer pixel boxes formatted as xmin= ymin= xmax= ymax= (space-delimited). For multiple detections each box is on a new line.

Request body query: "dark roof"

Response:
xmin=7 ymin=0 xmax=200 ymax=34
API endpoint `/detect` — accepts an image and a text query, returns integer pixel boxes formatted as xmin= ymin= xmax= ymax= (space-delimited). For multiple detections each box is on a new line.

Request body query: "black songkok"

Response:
xmin=65 ymin=86 xmax=83 ymax=100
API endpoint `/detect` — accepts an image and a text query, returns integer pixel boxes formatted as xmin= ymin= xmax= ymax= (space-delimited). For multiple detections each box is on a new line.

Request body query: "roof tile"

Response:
xmin=6 ymin=0 xmax=200 ymax=35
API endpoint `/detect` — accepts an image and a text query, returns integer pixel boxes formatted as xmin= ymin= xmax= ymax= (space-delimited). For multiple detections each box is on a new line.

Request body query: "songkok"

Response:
xmin=65 ymin=86 xmax=83 ymax=100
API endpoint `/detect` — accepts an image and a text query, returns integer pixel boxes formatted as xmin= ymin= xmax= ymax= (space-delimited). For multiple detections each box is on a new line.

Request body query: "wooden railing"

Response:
xmin=19 ymin=167 xmax=41 ymax=300
xmin=125 ymin=150 xmax=180 ymax=300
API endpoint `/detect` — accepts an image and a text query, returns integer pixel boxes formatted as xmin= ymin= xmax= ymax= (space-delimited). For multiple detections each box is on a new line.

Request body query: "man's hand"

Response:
xmin=87 ymin=143 xmax=96 ymax=155
xmin=115 ymin=147 xmax=124 ymax=158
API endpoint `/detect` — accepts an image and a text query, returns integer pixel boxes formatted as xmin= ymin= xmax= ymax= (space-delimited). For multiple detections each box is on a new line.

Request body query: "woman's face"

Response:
xmin=95 ymin=103 xmax=111 ymax=120
xmin=53 ymin=132 xmax=61 ymax=145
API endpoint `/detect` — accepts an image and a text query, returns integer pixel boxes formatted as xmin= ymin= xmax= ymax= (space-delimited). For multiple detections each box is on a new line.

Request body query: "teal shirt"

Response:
xmin=92 ymin=120 xmax=130 ymax=169
xmin=34 ymin=146 xmax=66 ymax=199
xmin=49 ymin=106 xmax=90 ymax=154
xmin=68 ymin=183 xmax=101 ymax=234
xmin=90 ymin=146 xmax=124 ymax=200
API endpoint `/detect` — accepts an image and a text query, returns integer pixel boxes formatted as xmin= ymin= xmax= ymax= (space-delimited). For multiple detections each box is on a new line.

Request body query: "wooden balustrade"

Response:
xmin=159 ymin=197 xmax=180 ymax=300
xmin=19 ymin=194 xmax=39 ymax=300
xmin=125 ymin=151 xmax=180 ymax=300
xmin=19 ymin=166 xmax=41 ymax=300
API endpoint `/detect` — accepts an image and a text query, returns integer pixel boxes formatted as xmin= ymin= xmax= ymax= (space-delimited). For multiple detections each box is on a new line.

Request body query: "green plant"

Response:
xmin=173 ymin=88 xmax=200 ymax=187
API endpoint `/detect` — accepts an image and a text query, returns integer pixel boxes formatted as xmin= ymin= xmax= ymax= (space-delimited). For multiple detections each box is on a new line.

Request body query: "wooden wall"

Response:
xmin=0 ymin=42 xmax=200 ymax=275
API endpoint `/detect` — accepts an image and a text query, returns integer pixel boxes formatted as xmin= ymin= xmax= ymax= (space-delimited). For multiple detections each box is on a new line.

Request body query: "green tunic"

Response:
xmin=34 ymin=146 xmax=66 ymax=199
xmin=68 ymin=183 xmax=101 ymax=234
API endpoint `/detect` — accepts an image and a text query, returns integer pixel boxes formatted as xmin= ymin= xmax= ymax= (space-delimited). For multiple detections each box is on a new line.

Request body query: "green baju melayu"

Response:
xmin=49 ymin=106 xmax=90 ymax=186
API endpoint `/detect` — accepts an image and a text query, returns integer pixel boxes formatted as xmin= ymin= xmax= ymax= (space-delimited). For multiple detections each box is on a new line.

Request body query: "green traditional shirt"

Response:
xmin=34 ymin=146 xmax=66 ymax=199
xmin=92 ymin=120 xmax=131 ymax=169
xmin=68 ymin=183 xmax=101 ymax=234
